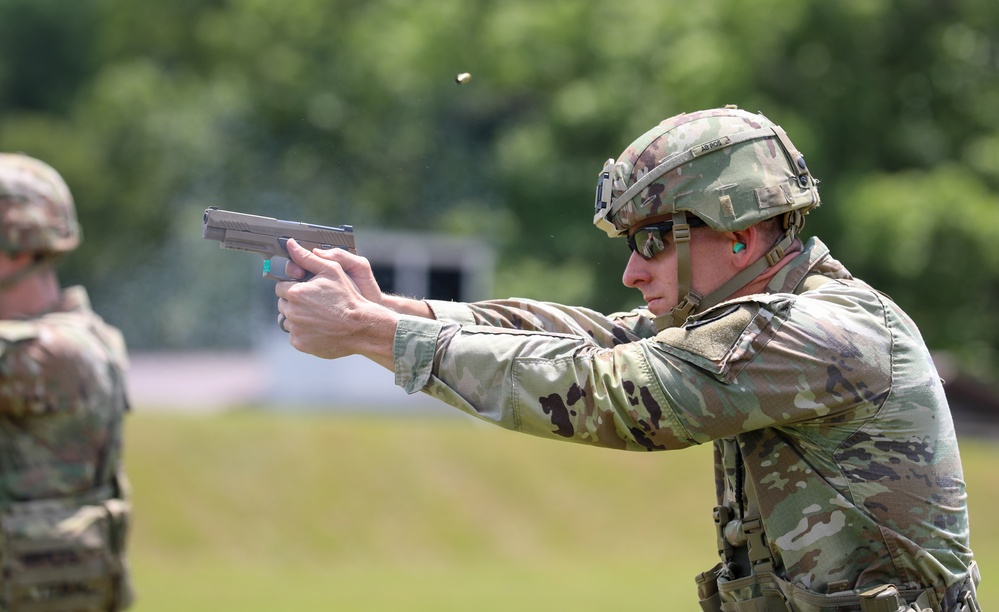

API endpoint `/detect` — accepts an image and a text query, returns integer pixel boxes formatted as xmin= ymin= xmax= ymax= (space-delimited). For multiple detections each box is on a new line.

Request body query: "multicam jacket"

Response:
xmin=0 ymin=286 xmax=133 ymax=610
xmin=391 ymin=237 xmax=977 ymax=609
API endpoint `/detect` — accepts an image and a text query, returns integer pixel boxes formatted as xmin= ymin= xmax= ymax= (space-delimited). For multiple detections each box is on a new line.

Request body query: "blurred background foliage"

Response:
xmin=1 ymin=0 xmax=998 ymax=376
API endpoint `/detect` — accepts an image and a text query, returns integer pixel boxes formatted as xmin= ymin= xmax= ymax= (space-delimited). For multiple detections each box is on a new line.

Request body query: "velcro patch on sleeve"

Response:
xmin=653 ymin=295 xmax=791 ymax=382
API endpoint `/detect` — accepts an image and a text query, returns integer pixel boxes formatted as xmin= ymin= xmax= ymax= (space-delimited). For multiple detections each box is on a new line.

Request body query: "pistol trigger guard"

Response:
xmin=263 ymin=256 xmax=293 ymax=281
xmin=264 ymin=255 xmax=314 ymax=282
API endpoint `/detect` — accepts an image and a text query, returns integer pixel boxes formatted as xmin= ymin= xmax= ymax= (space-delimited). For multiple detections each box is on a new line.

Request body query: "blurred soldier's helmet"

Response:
xmin=593 ymin=106 xmax=821 ymax=329
xmin=0 ymin=153 xmax=82 ymax=255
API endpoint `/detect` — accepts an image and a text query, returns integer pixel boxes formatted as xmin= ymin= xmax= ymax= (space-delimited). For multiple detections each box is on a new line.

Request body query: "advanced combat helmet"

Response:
xmin=0 ymin=153 xmax=82 ymax=255
xmin=593 ymin=106 xmax=820 ymax=329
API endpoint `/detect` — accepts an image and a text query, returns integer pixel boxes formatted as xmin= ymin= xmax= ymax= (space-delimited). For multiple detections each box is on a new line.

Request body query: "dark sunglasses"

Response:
xmin=627 ymin=216 xmax=707 ymax=260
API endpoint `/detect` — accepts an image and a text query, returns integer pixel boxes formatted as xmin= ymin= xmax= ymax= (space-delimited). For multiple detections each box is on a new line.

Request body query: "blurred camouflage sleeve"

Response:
xmin=0 ymin=286 xmax=130 ymax=499
xmin=0 ymin=307 xmax=126 ymax=416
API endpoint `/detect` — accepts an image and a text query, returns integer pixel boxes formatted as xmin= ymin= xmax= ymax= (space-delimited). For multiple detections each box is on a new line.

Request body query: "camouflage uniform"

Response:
xmin=390 ymin=108 xmax=980 ymax=611
xmin=0 ymin=154 xmax=133 ymax=611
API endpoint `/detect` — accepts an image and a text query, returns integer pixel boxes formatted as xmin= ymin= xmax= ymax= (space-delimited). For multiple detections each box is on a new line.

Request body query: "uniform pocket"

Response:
xmin=717 ymin=571 xmax=793 ymax=612
xmin=1 ymin=500 xmax=129 ymax=611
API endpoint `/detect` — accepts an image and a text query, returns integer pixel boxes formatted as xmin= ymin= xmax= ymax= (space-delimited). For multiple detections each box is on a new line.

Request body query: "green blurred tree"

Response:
xmin=0 ymin=0 xmax=996 ymax=377
xmin=751 ymin=0 xmax=999 ymax=374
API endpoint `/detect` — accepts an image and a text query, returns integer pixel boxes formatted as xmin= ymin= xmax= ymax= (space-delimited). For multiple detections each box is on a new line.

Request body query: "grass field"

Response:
xmin=124 ymin=410 xmax=996 ymax=611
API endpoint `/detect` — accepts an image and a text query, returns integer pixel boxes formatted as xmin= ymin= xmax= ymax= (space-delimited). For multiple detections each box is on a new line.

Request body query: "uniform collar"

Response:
xmin=764 ymin=237 xmax=851 ymax=295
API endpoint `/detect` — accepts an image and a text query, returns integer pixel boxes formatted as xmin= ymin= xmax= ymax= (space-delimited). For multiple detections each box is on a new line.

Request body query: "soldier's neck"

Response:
xmin=0 ymin=266 xmax=62 ymax=319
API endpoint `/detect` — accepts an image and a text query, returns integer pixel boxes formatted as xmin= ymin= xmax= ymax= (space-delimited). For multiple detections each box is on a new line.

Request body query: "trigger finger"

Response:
xmin=284 ymin=259 xmax=307 ymax=280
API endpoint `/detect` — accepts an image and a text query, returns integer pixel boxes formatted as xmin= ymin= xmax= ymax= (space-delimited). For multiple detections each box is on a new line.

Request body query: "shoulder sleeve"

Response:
xmin=649 ymin=287 xmax=894 ymax=444
xmin=412 ymin=288 xmax=893 ymax=451
xmin=401 ymin=301 xmax=762 ymax=451
xmin=653 ymin=295 xmax=790 ymax=384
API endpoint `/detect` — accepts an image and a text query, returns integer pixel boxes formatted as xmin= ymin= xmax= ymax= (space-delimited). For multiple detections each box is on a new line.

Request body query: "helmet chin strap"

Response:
xmin=655 ymin=212 xmax=700 ymax=330
xmin=652 ymin=210 xmax=804 ymax=331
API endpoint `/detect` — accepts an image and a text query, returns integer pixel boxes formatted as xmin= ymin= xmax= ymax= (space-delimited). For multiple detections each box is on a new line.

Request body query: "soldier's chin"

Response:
xmin=646 ymin=298 xmax=669 ymax=315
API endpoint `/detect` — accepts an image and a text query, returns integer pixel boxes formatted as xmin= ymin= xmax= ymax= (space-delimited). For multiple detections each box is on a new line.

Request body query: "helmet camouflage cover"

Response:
xmin=0 ymin=153 xmax=81 ymax=254
xmin=594 ymin=106 xmax=820 ymax=237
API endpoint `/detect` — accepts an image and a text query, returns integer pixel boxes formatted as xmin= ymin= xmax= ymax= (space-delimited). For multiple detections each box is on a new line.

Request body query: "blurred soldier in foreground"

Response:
xmin=0 ymin=154 xmax=133 ymax=611
xmin=275 ymin=107 xmax=980 ymax=611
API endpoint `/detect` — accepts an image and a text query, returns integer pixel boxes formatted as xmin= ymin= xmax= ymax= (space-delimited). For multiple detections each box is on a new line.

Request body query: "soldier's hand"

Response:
xmin=275 ymin=239 xmax=396 ymax=365
xmin=282 ymin=239 xmax=384 ymax=305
